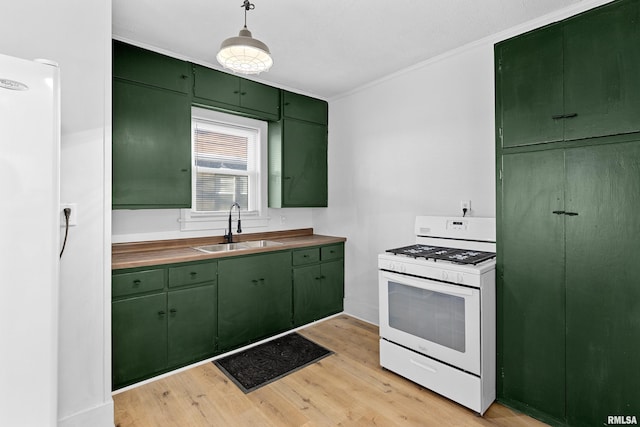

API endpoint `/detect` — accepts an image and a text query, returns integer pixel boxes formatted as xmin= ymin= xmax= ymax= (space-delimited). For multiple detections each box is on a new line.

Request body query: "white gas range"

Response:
xmin=378 ymin=216 xmax=496 ymax=415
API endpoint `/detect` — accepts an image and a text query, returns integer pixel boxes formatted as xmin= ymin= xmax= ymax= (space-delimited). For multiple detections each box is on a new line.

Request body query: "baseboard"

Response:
xmin=58 ymin=400 xmax=114 ymax=427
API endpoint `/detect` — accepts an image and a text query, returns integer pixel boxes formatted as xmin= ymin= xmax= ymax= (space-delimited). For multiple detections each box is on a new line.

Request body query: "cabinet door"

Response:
xmin=499 ymin=150 xmax=566 ymax=420
xmin=564 ymin=141 xmax=640 ymax=427
xmin=112 ymin=80 xmax=191 ymax=208
xmin=321 ymin=259 xmax=344 ymax=316
xmin=240 ymin=79 xmax=280 ymax=116
xmin=282 ymin=91 xmax=328 ymax=125
xmin=563 ymin=0 xmax=640 ymax=141
xmin=292 ymin=264 xmax=322 ymax=326
xmin=293 ymin=259 xmax=344 ymax=327
xmin=112 ymin=294 xmax=167 ymax=389
xmin=282 ymin=119 xmax=328 ymax=207
xmin=113 ymin=40 xmax=190 ymax=93
xmin=218 ymin=252 xmax=292 ymax=350
xmin=496 ymin=23 xmax=563 ymax=147
xmin=192 ymin=65 xmax=240 ymax=106
xmin=167 ymin=285 xmax=217 ymax=367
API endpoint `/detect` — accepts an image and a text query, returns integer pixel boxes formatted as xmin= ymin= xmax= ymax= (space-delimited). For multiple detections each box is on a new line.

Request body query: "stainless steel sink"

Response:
xmin=193 ymin=240 xmax=283 ymax=254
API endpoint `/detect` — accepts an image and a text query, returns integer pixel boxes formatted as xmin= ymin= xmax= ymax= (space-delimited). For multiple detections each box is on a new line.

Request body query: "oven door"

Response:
xmin=379 ymin=270 xmax=481 ymax=375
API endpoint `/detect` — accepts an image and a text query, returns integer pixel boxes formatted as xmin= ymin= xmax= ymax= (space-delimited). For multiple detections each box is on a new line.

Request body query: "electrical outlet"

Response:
xmin=460 ymin=200 xmax=471 ymax=213
xmin=61 ymin=203 xmax=77 ymax=226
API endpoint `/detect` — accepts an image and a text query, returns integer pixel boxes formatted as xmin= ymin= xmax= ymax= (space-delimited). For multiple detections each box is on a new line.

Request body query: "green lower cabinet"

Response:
xmin=112 ymin=293 xmax=168 ymax=388
xmin=564 ymin=142 xmax=640 ymax=427
xmin=499 ymin=139 xmax=640 ymax=426
xmin=218 ymin=251 xmax=292 ymax=351
xmin=167 ymin=285 xmax=217 ymax=367
xmin=293 ymin=259 xmax=344 ymax=327
xmin=499 ymin=149 xmax=566 ymax=422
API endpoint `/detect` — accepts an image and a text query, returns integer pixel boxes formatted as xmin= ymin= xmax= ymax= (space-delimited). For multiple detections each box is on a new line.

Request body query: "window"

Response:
xmin=193 ymin=119 xmax=256 ymax=212
xmin=180 ymin=108 xmax=268 ymax=231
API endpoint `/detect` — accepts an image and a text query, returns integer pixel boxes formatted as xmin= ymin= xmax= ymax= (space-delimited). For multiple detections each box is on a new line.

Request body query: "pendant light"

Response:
xmin=216 ymin=0 xmax=273 ymax=75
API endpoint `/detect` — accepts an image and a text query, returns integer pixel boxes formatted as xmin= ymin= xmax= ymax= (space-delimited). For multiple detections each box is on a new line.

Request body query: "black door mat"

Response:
xmin=214 ymin=332 xmax=333 ymax=393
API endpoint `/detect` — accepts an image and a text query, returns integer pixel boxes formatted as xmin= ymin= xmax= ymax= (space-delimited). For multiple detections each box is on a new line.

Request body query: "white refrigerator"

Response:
xmin=0 ymin=53 xmax=60 ymax=426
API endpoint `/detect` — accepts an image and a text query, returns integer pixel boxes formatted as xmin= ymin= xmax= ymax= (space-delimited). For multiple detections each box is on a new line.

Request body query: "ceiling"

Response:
xmin=113 ymin=0 xmax=585 ymax=100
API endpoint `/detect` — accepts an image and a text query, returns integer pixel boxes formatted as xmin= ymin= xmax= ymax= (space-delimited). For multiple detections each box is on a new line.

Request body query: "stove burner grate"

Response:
xmin=386 ymin=244 xmax=496 ymax=265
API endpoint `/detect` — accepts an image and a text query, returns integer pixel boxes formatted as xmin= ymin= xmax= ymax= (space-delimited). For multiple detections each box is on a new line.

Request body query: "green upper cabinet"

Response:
xmin=217 ymin=251 xmax=292 ymax=351
xmin=113 ymin=40 xmax=191 ymax=93
xmin=282 ymin=91 xmax=328 ymax=125
xmin=112 ymin=41 xmax=192 ymax=209
xmin=112 ymin=80 xmax=192 ymax=208
xmin=269 ymin=119 xmax=328 ymax=207
xmin=496 ymin=0 xmax=640 ymax=148
xmin=192 ymin=64 xmax=280 ymax=120
xmin=496 ymin=23 xmax=564 ymax=148
xmin=562 ymin=0 xmax=640 ymax=141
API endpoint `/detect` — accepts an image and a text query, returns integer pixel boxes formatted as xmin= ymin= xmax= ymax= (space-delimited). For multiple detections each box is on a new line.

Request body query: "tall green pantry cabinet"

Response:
xmin=495 ymin=1 xmax=640 ymax=426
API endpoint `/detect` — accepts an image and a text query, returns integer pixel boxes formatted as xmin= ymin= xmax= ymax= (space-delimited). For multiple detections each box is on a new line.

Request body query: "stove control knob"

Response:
xmin=400 ymin=265 xmax=406 ymax=273
xmin=389 ymin=262 xmax=395 ymax=271
xmin=442 ymin=271 xmax=449 ymax=281
xmin=457 ymin=273 xmax=464 ymax=283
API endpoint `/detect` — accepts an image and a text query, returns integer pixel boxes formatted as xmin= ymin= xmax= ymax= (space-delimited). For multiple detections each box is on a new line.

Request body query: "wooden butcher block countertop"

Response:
xmin=112 ymin=228 xmax=346 ymax=270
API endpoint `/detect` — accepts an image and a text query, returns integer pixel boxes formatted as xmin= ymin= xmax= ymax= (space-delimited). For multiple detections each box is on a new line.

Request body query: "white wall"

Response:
xmin=0 ymin=1 xmax=113 ymax=426
xmin=314 ymin=0 xmax=614 ymax=324
xmin=112 ymin=208 xmax=313 ymax=243
xmin=315 ymin=43 xmax=496 ymax=323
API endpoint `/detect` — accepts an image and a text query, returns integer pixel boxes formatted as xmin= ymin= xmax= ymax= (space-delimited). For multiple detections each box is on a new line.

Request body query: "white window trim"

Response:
xmin=180 ymin=107 xmax=270 ymax=231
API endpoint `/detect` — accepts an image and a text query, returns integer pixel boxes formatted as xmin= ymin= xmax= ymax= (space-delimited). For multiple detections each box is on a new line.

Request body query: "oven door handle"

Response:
xmin=382 ymin=271 xmax=475 ymax=296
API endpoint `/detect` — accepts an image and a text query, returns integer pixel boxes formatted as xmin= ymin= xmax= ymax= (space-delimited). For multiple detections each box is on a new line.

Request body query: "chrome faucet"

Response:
xmin=224 ymin=202 xmax=242 ymax=243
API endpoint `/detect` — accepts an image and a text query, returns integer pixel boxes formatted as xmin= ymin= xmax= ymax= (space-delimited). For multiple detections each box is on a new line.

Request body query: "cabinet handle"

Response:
xmin=315 ymin=276 xmax=322 ymax=280
xmin=565 ymin=212 xmax=579 ymax=216
xmin=180 ymin=74 xmax=189 ymax=79
xmin=181 ymin=168 xmax=189 ymax=172
xmin=170 ymin=308 xmax=177 ymax=314
xmin=233 ymin=90 xmax=239 ymax=94
xmin=133 ymin=279 xmax=141 ymax=286
xmin=283 ymin=176 xmax=292 ymax=180
xmin=303 ymin=254 xmax=309 ymax=258
xmin=552 ymin=210 xmax=565 ymax=215
xmin=158 ymin=310 xmax=166 ymax=316
xmin=240 ymin=92 xmax=246 ymax=95
xmin=551 ymin=113 xmax=578 ymax=119
xmin=190 ymin=272 xmax=197 ymax=277
xmin=284 ymin=102 xmax=290 ymax=106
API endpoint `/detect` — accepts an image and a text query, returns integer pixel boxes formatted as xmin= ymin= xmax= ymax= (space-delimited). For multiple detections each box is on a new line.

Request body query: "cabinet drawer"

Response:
xmin=113 ymin=269 xmax=165 ymax=298
xmin=321 ymin=244 xmax=343 ymax=261
xmin=293 ymin=248 xmax=320 ymax=266
xmin=168 ymin=262 xmax=217 ymax=288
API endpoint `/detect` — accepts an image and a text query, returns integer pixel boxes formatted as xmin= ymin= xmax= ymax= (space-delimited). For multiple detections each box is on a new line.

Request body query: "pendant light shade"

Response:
xmin=217 ymin=1 xmax=273 ymax=75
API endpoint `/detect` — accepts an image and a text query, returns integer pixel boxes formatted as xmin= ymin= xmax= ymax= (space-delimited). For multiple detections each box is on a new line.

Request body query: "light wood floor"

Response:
xmin=114 ymin=315 xmax=548 ymax=427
